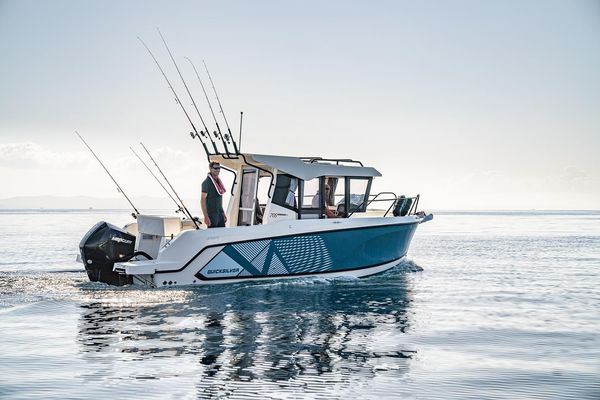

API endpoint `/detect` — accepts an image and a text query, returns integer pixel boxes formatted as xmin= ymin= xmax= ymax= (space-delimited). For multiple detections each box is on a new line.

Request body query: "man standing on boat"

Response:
xmin=201 ymin=161 xmax=227 ymax=228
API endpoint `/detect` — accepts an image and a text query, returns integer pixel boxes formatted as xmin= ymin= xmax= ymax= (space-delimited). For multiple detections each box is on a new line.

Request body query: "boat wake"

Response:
xmin=0 ymin=258 xmax=423 ymax=311
xmin=396 ymin=259 xmax=424 ymax=273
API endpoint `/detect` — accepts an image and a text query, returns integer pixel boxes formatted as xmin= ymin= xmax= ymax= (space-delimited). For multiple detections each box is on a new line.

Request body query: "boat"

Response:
xmin=77 ymin=34 xmax=433 ymax=287
xmin=79 ymin=151 xmax=432 ymax=287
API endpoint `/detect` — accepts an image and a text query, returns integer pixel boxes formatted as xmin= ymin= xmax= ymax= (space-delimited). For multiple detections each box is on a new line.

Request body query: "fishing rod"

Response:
xmin=130 ymin=146 xmax=183 ymax=214
xmin=155 ymin=28 xmax=222 ymax=155
xmin=203 ymin=60 xmax=240 ymax=154
xmin=75 ymin=131 xmax=140 ymax=217
xmin=140 ymin=143 xmax=200 ymax=229
xmin=137 ymin=35 xmax=212 ymax=158
xmin=185 ymin=57 xmax=232 ymax=156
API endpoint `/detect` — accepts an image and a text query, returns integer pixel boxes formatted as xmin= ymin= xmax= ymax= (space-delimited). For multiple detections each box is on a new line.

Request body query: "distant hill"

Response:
xmin=0 ymin=196 xmax=199 ymax=211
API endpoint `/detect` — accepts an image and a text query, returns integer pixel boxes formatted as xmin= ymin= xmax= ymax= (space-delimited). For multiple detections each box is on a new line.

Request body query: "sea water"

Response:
xmin=0 ymin=210 xmax=598 ymax=399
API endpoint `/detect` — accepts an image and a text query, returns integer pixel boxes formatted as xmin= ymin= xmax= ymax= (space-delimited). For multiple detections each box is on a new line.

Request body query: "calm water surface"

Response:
xmin=0 ymin=210 xmax=599 ymax=399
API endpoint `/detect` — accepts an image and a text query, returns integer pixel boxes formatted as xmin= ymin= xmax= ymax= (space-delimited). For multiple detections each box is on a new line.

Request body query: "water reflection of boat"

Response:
xmin=77 ymin=274 xmax=416 ymax=393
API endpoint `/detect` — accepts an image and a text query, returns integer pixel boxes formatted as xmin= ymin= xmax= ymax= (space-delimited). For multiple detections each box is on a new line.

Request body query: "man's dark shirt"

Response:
xmin=202 ymin=175 xmax=224 ymax=215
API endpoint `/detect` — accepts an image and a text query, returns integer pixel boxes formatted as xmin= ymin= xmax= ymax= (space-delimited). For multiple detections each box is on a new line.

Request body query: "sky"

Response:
xmin=0 ymin=0 xmax=599 ymax=210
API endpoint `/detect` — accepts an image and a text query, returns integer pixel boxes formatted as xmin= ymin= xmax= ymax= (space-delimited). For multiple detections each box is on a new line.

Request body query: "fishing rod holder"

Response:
xmin=139 ymin=31 xmax=244 ymax=161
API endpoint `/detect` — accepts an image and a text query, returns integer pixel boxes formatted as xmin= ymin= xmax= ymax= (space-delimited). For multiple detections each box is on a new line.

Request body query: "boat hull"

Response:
xmin=117 ymin=217 xmax=421 ymax=287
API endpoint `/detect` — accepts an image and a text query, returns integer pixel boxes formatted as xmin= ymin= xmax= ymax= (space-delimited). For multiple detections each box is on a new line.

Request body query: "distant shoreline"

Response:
xmin=0 ymin=196 xmax=196 ymax=211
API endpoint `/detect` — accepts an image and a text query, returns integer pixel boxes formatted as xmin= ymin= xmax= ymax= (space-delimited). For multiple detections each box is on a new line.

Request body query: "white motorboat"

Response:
xmin=77 ymin=34 xmax=432 ymax=287
xmin=79 ymin=152 xmax=432 ymax=287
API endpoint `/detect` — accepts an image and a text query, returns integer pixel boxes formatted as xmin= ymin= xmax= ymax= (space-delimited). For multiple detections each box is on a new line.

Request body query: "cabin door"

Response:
xmin=237 ymin=167 xmax=259 ymax=226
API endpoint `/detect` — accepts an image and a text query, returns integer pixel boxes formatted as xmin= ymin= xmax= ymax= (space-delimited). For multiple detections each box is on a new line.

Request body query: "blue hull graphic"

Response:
xmin=196 ymin=222 xmax=419 ymax=280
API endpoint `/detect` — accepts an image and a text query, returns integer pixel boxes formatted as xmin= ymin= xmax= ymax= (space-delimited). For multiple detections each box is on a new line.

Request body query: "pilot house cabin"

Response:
xmin=214 ymin=154 xmax=382 ymax=227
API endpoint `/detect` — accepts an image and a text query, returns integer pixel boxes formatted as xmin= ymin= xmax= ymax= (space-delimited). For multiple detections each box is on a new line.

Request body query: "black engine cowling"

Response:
xmin=79 ymin=221 xmax=136 ymax=286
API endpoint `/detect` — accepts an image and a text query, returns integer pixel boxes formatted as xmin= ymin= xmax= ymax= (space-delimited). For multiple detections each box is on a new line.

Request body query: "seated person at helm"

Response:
xmin=312 ymin=184 xmax=337 ymax=218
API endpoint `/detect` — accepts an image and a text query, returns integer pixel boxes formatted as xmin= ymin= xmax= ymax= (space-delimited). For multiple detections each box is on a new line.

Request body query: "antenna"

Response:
xmin=139 ymin=143 xmax=200 ymax=229
xmin=239 ymin=111 xmax=243 ymax=152
xmin=137 ymin=35 xmax=211 ymax=157
xmin=130 ymin=147 xmax=183 ymax=214
xmin=203 ymin=60 xmax=240 ymax=154
xmin=76 ymin=131 xmax=139 ymax=217
xmin=155 ymin=28 xmax=222 ymax=155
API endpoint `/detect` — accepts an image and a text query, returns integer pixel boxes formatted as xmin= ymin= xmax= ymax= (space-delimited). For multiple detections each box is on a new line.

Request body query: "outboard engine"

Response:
xmin=79 ymin=221 xmax=136 ymax=286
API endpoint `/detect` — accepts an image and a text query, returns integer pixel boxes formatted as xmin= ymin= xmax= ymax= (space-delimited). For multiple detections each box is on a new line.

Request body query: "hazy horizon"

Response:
xmin=1 ymin=0 xmax=599 ymax=210
xmin=0 ymin=194 xmax=598 ymax=212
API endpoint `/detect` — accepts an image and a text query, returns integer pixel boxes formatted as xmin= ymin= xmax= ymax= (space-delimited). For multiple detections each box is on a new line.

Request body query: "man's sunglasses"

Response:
xmin=212 ymin=166 xmax=221 ymax=170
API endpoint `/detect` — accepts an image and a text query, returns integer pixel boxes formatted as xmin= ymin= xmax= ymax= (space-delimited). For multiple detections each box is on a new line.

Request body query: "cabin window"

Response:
xmin=300 ymin=178 xmax=321 ymax=218
xmin=322 ymin=177 xmax=345 ymax=216
xmin=347 ymin=178 xmax=371 ymax=213
xmin=272 ymin=173 xmax=298 ymax=211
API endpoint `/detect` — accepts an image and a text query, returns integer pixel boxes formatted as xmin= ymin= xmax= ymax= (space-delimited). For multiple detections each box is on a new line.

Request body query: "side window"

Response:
xmin=301 ymin=178 xmax=321 ymax=214
xmin=272 ymin=173 xmax=298 ymax=210
xmin=256 ymin=175 xmax=271 ymax=206
xmin=326 ymin=177 xmax=345 ymax=216
xmin=348 ymin=178 xmax=371 ymax=213
xmin=325 ymin=177 xmax=342 ymax=206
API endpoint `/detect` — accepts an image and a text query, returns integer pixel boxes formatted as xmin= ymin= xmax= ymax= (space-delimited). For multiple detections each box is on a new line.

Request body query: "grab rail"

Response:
xmin=348 ymin=192 xmax=396 ymax=217
xmin=300 ymin=157 xmax=364 ymax=167
xmin=348 ymin=192 xmax=420 ymax=218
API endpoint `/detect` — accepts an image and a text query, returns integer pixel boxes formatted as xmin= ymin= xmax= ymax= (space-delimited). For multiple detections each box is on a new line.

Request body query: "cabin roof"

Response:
xmin=215 ymin=153 xmax=381 ymax=180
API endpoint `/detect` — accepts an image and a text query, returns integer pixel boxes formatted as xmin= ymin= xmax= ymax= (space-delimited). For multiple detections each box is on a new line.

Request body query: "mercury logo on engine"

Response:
xmin=111 ymin=237 xmax=133 ymax=245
